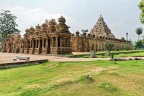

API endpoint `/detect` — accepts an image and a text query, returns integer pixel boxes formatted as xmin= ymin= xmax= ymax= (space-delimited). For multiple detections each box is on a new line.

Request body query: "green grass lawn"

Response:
xmin=67 ymin=50 xmax=144 ymax=58
xmin=0 ymin=60 xmax=144 ymax=96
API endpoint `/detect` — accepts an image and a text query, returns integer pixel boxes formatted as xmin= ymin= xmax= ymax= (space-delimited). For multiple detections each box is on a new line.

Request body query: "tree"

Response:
xmin=136 ymin=27 xmax=143 ymax=41
xmin=135 ymin=40 xmax=143 ymax=48
xmin=105 ymin=42 xmax=114 ymax=56
xmin=0 ymin=9 xmax=20 ymax=38
xmin=139 ymin=0 xmax=144 ymax=23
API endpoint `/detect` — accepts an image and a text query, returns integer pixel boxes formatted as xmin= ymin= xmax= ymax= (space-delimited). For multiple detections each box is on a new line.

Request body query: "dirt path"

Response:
xmin=0 ymin=53 xmax=111 ymax=64
xmin=0 ymin=53 xmax=144 ymax=65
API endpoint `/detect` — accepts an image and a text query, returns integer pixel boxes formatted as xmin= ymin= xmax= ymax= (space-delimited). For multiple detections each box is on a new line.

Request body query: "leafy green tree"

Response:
xmin=136 ymin=27 xmax=143 ymax=41
xmin=139 ymin=0 xmax=144 ymax=23
xmin=105 ymin=42 xmax=114 ymax=56
xmin=0 ymin=9 xmax=20 ymax=38
xmin=135 ymin=40 xmax=143 ymax=48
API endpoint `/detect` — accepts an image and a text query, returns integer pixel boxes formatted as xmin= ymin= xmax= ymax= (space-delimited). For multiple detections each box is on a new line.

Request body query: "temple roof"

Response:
xmin=90 ymin=15 xmax=115 ymax=38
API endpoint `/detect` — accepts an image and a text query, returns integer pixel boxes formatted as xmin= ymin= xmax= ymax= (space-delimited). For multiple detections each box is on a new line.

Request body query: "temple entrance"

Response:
xmin=44 ymin=39 xmax=46 ymax=48
xmin=40 ymin=40 xmax=42 ymax=49
xmin=48 ymin=39 xmax=50 ymax=48
xmin=28 ymin=41 xmax=30 ymax=48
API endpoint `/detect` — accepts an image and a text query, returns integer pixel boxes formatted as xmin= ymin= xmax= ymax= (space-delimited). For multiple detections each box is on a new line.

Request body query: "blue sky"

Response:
xmin=0 ymin=0 xmax=142 ymax=41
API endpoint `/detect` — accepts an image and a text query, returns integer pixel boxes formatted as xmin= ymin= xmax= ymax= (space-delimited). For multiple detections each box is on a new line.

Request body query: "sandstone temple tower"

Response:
xmin=71 ymin=15 xmax=132 ymax=52
xmin=90 ymin=15 xmax=115 ymax=38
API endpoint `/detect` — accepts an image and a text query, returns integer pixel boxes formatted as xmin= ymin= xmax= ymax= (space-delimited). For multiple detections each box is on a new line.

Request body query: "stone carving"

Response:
xmin=2 ymin=16 xmax=72 ymax=54
xmin=90 ymin=15 xmax=115 ymax=38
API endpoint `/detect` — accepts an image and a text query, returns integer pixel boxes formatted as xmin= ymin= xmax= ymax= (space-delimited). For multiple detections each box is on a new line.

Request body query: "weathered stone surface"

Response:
xmin=90 ymin=15 xmax=115 ymax=38
xmin=16 ymin=56 xmax=30 ymax=61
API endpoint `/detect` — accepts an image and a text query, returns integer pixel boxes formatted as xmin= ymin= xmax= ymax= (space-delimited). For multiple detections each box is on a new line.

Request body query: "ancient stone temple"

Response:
xmin=2 ymin=34 xmax=21 ymax=53
xmin=2 ymin=16 xmax=72 ymax=54
xmin=71 ymin=15 xmax=132 ymax=52
xmin=90 ymin=15 xmax=115 ymax=38
xmin=2 ymin=15 xmax=132 ymax=54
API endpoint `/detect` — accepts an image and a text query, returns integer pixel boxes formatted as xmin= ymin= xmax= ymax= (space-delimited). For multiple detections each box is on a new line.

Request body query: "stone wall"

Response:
xmin=71 ymin=31 xmax=132 ymax=52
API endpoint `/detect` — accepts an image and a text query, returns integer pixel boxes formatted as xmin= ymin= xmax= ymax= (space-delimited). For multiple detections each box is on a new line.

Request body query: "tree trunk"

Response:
xmin=138 ymin=35 xmax=140 ymax=41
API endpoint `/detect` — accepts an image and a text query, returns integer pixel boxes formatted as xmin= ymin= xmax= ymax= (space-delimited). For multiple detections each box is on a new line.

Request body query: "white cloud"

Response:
xmin=9 ymin=6 xmax=80 ymax=35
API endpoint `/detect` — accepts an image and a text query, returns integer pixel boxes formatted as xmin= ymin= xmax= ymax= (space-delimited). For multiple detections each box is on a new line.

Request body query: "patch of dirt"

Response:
xmin=55 ymin=78 xmax=74 ymax=83
xmin=25 ymin=84 xmax=44 ymax=89
xmin=90 ymin=66 xmax=118 ymax=74
xmin=46 ymin=64 xmax=58 ymax=68
xmin=24 ymin=78 xmax=75 ymax=90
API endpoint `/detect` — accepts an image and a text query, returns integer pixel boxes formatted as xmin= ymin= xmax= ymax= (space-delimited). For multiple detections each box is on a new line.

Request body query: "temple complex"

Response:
xmin=2 ymin=15 xmax=132 ymax=54
xmin=2 ymin=16 xmax=72 ymax=54
xmin=71 ymin=15 xmax=132 ymax=52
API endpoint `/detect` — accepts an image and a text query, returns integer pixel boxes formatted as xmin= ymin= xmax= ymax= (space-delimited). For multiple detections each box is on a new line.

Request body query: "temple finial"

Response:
xmin=45 ymin=19 xmax=48 ymax=24
xmin=100 ymin=12 xmax=102 ymax=17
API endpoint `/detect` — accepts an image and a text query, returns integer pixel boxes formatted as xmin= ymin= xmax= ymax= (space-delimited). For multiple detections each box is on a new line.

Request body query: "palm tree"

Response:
xmin=136 ymin=27 xmax=143 ymax=41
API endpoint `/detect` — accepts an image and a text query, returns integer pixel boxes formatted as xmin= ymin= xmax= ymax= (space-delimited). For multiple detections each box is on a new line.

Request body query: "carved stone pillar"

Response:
xmin=21 ymin=42 xmax=24 ymax=48
xmin=52 ymin=37 xmax=54 ymax=47
xmin=97 ymin=41 xmax=99 ymax=51
xmin=35 ymin=40 xmax=36 ymax=48
xmin=63 ymin=38 xmax=65 ymax=47
xmin=46 ymin=38 xmax=48 ymax=47
xmin=38 ymin=40 xmax=40 ymax=48
xmin=26 ymin=41 xmax=29 ymax=48
xmin=19 ymin=42 xmax=20 ymax=49
xmin=42 ymin=39 xmax=44 ymax=48
xmin=30 ymin=40 xmax=31 ymax=48
xmin=36 ymin=40 xmax=38 ymax=48
xmin=32 ymin=40 xmax=34 ymax=49
xmin=31 ymin=40 xmax=33 ymax=48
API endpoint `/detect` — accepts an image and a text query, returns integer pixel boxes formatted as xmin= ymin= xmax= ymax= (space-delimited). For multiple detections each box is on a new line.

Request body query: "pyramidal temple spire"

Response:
xmin=98 ymin=14 xmax=104 ymax=23
xmin=100 ymin=14 xmax=102 ymax=18
xmin=90 ymin=15 xmax=115 ymax=38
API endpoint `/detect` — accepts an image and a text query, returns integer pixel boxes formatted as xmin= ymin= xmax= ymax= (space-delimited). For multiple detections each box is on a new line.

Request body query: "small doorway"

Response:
xmin=47 ymin=38 xmax=50 ymax=54
xmin=58 ymin=37 xmax=60 ymax=47
xmin=40 ymin=40 xmax=42 ymax=49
